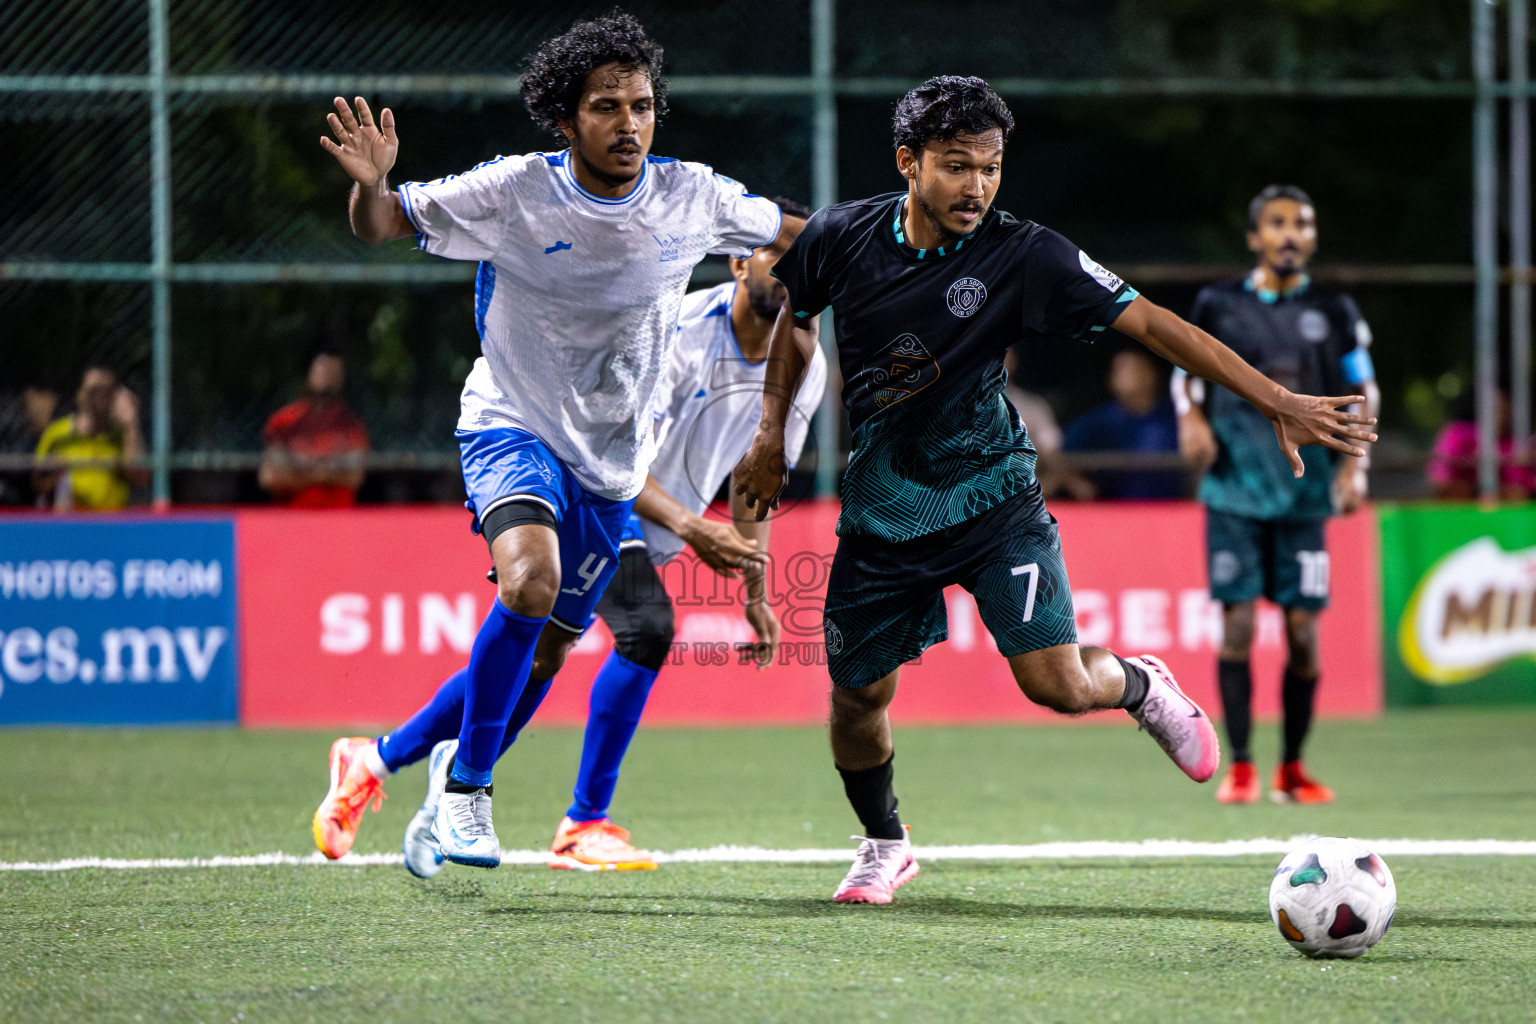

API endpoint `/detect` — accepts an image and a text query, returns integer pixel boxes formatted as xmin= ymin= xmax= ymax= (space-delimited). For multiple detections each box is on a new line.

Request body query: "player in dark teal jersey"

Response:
xmin=736 ymin=78 xmax=1375 ymax=904
xmin=1172 ymin=184 xmax=1379 ymax=807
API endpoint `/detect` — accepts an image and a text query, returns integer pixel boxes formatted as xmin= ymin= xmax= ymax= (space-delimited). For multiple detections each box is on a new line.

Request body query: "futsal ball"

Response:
xmin=1268 ymin=837 xmax=1397 ymax=959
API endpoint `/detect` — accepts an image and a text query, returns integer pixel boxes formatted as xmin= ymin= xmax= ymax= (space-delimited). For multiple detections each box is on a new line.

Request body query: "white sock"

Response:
xmin=362 ymin=740 xmax=391 ymax=779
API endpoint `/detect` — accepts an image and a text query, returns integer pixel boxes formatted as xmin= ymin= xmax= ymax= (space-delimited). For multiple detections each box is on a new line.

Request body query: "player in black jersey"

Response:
xmin=736 ymin=77 xmax=1375 ymax=904
xmin=1172 ymin=185 xmax=1379 ymax=806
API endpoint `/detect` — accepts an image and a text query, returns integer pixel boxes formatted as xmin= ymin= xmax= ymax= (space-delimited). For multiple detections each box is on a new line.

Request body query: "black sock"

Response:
xmin=445 ymin=763 xmax=492 ymax=797
xmin=1217 ymin=659 xmax=1253 ymax=763
xmin=1112 ymin=655 xmax=1149 ymax=712
xmin=1281 ymin=666 xmax=1318 ymax=763
xmin=837 ymin=756 xmax=904 ymax=840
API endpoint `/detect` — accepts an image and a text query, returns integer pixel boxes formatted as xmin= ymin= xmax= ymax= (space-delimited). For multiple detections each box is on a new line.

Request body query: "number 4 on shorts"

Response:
xmin=1011 ymin=562 xmax=1039 ymax=624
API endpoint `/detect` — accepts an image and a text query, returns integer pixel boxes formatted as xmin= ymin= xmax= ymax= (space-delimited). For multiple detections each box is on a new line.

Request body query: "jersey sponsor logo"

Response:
xmin=1298 ymin=308 xmax=1330 ymax=342
xmin=653 ymin=233 xmax=684 ymax=262
xmin=1078 ymin=250 xmax=1124 ymax=292
xmin=543 ymin=240 xmax=573 ymax=255
xmin=865 ymin=334 xmax=940 ymax=409
xmin=946 ymin=277 xmax=988 ymax=317
xmin=823 ymin=616 xmax=844 ymax=656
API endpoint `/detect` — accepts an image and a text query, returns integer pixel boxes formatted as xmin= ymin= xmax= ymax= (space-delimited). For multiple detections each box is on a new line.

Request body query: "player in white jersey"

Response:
xmin=310 ymin=13 xmax=784 ymax=869
xmin=311 ymin=199 xmax=826 ymax=875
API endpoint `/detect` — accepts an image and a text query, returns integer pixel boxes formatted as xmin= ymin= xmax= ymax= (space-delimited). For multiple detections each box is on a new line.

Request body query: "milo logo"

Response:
xmin=1400 ymin=536 xmax=1536 ymax=684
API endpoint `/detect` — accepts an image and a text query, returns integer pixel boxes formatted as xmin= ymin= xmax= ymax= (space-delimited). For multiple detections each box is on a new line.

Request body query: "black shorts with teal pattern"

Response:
xmin=1205 ymin=510 xmax=1329 ymax=611
xmin=822 ymin=483 xmax=1078 ymax=689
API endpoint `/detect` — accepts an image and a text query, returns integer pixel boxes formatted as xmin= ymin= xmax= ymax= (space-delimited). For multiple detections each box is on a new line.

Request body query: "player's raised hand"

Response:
xmin=734 ymin=427 xmax=789 ymax=521
xmin=321 ymin=97 xmax=397 ymax=186
xmin=1269 ymin=392 xmax=1378 ymax=478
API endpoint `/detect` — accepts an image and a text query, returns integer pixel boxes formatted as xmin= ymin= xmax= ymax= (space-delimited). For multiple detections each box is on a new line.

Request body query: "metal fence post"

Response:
xmin=1474 ymin=0 xmax=1501 ymax=499
xmin=1512 ymin=0 xmax=1532 ymax=467
xmin=148 ymin=0 xmax=172 ymax=507
xmin=811 ymin=0 xmax=840 ymax=499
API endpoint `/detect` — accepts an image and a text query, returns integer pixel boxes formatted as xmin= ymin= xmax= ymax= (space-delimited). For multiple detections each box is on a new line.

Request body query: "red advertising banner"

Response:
xmin=236 ymin=501 xmax=1380 ymax=728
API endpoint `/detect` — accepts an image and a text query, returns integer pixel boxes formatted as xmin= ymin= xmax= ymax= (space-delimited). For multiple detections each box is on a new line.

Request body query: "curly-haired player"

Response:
xmin=736 ymin=76 xmax=1376 ymax=904
xmin=311 ymin=12 xmax=787 ymax=869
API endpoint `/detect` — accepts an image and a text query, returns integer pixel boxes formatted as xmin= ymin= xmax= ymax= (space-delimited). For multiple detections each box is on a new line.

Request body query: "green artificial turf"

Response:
xmin=1 ymin=710 xmax=1533 ymax=1023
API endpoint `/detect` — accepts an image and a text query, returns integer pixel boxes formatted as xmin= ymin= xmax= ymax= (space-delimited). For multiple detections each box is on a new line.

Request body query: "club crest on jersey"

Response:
xmin=946 ymin=277 xmax=987 ymax=317
xmin=1078 ymin=250 xmax=1124 ymax=292
xmin=823 ymin=617 xmax=844 ymax=656
xmin=653 ymin=233 xmax=684 ymax=262
xmin=1298 ymin=309 xmax=1330 ymax=342
xmin=865 ymin=333 xmax=940 ymax=408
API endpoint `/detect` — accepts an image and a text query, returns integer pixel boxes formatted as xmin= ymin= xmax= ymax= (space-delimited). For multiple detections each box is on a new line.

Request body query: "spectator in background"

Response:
xmin=1428 ymin=388 xmax=1534 ymax=500
xmin=1 ymin=385 xmax=59 ymax=506
xmin=34 ymin=367 xmax=147 ymax=511
xmin=259 ymin=350 xmax=369 ymax=507
xmin=1062 ymin=347 xmax=1181 ymax=498
xmin=1003 ymin=346 xmax=1093 ymax=500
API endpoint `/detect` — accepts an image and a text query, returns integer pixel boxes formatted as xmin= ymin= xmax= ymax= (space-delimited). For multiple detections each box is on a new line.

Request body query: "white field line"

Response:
xmin=2 ymin=838 xmax=1535 ymax=873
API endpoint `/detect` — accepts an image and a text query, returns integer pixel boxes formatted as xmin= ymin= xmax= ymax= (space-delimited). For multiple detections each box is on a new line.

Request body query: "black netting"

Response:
xmin=0 ymin=0 xmax=1505 ymax=505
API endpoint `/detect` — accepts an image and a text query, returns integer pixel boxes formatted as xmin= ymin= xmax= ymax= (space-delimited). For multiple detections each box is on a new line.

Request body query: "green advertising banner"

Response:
xmin=1380 ymin=503 xmax=1536 ymax=706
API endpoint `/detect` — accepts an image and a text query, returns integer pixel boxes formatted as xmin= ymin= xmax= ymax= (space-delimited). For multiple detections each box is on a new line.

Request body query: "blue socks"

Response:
xmin=377 ymin=668 xmax=468 ymax=772
xmin=453 ymin=600 xmax=548 ymax=787
xmin=567 ymin=652 xmax=659 ymax=822
xmin=374 ymin=634 xmax=658 ymax=819
xmin=377 ymin=668 xmax=553 ymax=773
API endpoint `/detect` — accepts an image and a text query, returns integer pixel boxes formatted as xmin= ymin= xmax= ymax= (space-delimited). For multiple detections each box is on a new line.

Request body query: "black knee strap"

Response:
xmin=479 ymin=499 xmax=557 ymax=551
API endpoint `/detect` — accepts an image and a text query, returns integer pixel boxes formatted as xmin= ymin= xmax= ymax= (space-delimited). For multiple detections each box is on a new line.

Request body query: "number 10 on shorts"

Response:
xmin=1011 ymin=562 xmax=1039 ymax=623
xmin=1297 ymin=551 xmax=1329 ymax=599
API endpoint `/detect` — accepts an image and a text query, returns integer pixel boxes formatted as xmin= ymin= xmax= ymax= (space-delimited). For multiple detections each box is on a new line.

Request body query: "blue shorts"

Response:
xmin=618 ymin=509 xmax=648 ymax=551
xmin=458 ymin=427 xmax=635 ymax=634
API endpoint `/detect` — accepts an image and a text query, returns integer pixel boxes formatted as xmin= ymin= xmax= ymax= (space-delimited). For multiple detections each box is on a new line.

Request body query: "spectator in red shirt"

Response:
xmin=259 ymin=351 xmax=369 ymax=507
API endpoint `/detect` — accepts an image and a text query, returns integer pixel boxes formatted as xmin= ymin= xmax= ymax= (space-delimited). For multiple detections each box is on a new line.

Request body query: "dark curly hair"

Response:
xmin=892 ymin=76 xmax=1014 ymax=154
xmin=520 ymin=10 xmax=668 ymax=142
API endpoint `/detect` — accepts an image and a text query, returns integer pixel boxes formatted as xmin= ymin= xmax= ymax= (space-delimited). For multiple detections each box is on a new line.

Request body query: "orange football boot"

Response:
xmin=1270 ymin=760 xmax=1335 ymax=804
xmin=1216 ymin=761 xmax=1261 ymax=804
xmin=312 ymin=736 xmax=387 ymax=859
xmin=548 ymin=816 xmax=658 ymax=871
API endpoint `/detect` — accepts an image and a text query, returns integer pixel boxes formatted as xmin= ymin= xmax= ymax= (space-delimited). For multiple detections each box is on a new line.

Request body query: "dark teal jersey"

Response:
xmin=772 ymin=193 xmax=1138 ymax=541
xmin=1189 ymin=276 xmax=1374 ymax=521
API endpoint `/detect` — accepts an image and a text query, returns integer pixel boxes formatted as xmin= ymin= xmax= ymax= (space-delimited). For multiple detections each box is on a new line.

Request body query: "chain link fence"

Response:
xmin=0 ymin=0 xmax=1503 ymax=506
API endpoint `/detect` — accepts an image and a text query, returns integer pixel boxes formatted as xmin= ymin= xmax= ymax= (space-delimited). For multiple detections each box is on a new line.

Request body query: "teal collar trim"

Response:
xmin=1245 ymin=270 xmax=1310 ymax=303
xmin=892 ymin=198 xmax=971 ymax=259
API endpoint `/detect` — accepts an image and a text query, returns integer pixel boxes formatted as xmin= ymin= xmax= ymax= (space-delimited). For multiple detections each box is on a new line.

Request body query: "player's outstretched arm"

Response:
xmin=633 ymin=474 xmax=764 ymax=578
xmin=319 ymin=97 xmax=413 ymax=244
xmin=1112 ymin=295 xmax=1377 ymax=478
xmin=736 ymin=305 xmax=818 ymax=519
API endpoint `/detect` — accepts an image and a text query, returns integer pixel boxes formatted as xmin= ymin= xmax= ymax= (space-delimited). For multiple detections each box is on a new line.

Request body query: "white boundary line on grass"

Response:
xmin=2 ymin=838 xmax=1535 ymax=873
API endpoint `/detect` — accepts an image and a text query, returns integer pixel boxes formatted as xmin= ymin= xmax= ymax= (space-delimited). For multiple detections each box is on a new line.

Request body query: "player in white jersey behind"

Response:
xmin=310 ymin=13 xmax=784 ymax=868
xmin=314 ymin=198 xmax=826 ymax=876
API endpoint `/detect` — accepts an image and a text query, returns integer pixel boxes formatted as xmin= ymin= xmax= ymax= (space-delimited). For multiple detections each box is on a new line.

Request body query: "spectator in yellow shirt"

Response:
xmin=35 ymin=367 xmax=148 ymax=511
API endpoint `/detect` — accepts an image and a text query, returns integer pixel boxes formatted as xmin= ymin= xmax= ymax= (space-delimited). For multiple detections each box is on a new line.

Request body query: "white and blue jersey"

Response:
xmin=624 ymin=281 xmax=826 ymax=564
xmin=401 ymin=150 xmax=782 ymax=500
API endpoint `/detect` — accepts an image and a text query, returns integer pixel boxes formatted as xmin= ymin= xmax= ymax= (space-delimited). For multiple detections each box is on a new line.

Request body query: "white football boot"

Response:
xmin=431 ymin=783 xmax=501 ymax=869
xmin=402 ymin=739 xmax=456 ymax=879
